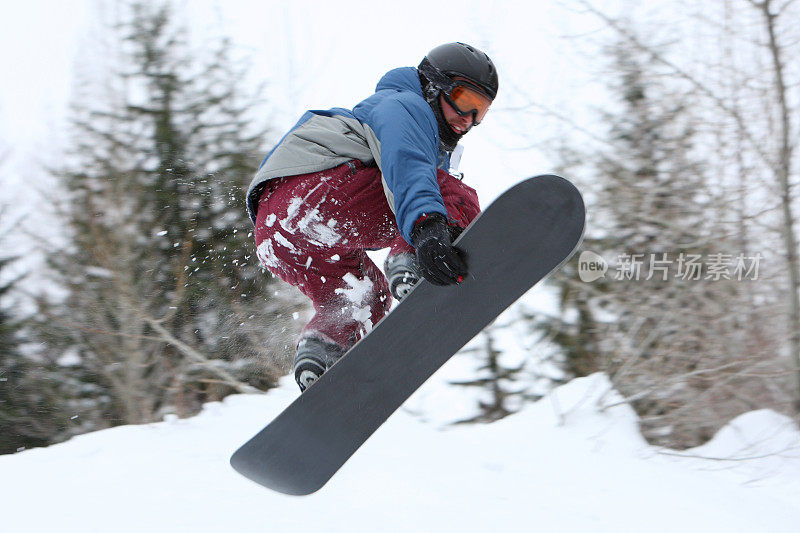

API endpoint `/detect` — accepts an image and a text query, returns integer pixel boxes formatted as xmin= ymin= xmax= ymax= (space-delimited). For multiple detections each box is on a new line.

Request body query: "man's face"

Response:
xmin=439 ymin=94 xmax=475 ymax=136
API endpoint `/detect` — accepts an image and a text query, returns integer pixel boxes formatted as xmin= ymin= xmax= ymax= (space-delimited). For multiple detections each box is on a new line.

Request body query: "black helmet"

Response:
xmin=418 ymin=42 xmax=498 ymax=152
xmin=420 ymin=42 xmax=498 ymax=99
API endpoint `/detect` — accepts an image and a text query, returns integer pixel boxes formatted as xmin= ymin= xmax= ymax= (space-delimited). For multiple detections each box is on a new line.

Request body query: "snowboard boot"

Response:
xmin=293 ymin=337 xmax=346 ymax=392
xmin=384 ymin=252 xmax=420 ymax=301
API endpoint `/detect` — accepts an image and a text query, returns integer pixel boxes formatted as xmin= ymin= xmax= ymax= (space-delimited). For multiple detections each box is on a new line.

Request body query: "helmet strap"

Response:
xmin=432 ymin=95 xmax=463 ymax=152
xmin=418 ymin=59 xmax=463 ymax=153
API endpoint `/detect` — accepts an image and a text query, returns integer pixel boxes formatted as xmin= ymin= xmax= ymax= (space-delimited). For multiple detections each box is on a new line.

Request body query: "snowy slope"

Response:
xmin=2 ymin=373 xmax=799 ymax=533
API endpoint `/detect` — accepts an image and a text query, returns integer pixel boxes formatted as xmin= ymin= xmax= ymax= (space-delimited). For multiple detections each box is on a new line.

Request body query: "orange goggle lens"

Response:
xmin=448 ymin=84 xmax=492 ymax=124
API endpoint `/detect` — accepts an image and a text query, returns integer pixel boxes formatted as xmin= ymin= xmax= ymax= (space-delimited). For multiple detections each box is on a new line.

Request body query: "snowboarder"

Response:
xmin=246 ymin=42 xmax=499 ymax=391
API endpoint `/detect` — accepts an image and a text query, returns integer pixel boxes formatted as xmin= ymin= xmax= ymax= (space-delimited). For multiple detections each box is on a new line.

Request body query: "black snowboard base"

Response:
xmin=230 ymin=175 xmax=585 ymax=495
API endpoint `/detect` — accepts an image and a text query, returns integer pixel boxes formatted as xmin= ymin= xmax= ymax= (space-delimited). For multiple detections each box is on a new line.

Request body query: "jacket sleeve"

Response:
xmin=355 ymin=91 xmax=447 ymax=244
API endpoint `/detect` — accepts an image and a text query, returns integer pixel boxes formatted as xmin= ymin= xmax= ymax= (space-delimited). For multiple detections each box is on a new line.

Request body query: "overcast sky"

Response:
xmin=0 ymin=0 xmax=616 ymax=286
xmin=2 ymin=0 xmax=608 ymax=186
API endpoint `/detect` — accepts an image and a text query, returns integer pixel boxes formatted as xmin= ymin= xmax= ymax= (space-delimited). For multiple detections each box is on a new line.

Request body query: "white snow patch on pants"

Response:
xmin=256 ymin=239 xmax=280 ymax=269
xmin=335 ymin=273 xmax=375 ymax=335
xmin=273 ymin=232 xmax=298 ymax=254
xmin=280 ymin=189 xmax=343 ymax=247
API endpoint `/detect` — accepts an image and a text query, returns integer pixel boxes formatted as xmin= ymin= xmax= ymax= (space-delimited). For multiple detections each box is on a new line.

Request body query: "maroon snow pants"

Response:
xmin=254 ymin=160 xmax=480 ymax=350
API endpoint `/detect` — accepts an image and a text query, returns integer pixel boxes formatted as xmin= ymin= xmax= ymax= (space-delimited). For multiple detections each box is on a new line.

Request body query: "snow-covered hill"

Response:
xmin=2 ymin=373 xmax=799 ymax=533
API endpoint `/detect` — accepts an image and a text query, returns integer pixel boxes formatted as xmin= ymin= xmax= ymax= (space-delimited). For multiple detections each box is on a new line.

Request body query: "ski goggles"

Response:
xmin=442 ymin=81 xmax=493 ymax=125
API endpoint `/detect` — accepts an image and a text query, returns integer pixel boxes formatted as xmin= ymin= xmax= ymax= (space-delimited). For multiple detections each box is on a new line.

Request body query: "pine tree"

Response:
xmin=0 ymin=208 xmax=76 ymax=453
xmin=451 ymin=320 xmax=546 ymax=424
xmin=38 ymin=1 xmax=303 ymax=430
xmin=0 ymin=257 xmax=19 ymax=362
xmin=0 ymin=247 xmax=33 ymax=453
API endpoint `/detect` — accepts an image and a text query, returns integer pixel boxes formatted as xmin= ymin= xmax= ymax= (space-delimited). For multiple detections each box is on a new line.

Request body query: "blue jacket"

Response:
xmin=246 ymin=67 xmax=451 ymax=243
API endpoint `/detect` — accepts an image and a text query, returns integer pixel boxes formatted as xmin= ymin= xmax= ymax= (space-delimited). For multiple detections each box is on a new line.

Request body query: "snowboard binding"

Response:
xmin=293 ymin=337 xmax=345 ymax=392
xmin=384 ymin=252 xmax=421 ymax=301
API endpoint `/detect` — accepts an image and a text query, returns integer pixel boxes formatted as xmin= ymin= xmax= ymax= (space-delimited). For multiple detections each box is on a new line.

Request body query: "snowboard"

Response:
xmin=230 ymin=174 xmax=585 ymax=495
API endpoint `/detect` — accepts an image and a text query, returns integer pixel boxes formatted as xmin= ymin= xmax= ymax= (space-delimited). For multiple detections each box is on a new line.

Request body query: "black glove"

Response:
xmin=411 ymin=213 xmax=468 ymax=286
